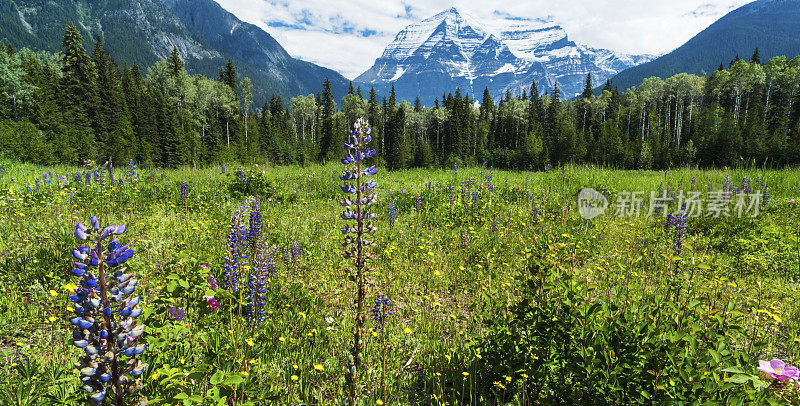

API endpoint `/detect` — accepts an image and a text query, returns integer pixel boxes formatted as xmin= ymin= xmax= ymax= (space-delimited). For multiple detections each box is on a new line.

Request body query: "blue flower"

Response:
xmin=248 ymin=245 xmax=277 ymax=326
xmin=372 ymin=295 xmax=393 ymax=328
xmin=340 ymin=118 xmax=378 ymax=399
xmin=70 ymin=216 xmax=146 ymax=405
xmin=387 ymin=197 xmax=396 ymax=229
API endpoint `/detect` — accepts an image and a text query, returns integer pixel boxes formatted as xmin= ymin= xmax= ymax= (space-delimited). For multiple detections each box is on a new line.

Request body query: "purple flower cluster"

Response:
xmin=248 ymin=198 xmax=261 ymax=250
xmin=340 ymin=118 xmax=378 ymax=401
xmin=372 ymin=295 xmax=393 ymax=328
xmin=290 ymin=240 xmax=302 ymax=265
xmin=387 ymin=197 xmax=397 ymax=229
xmin=71 ymin=216 xmax=145 ymax=404
xmin=222 ymin=204 xmax=249 ymax=293
xmin=180 ymin=181 xmax=189 ymax=200
xmin=340 ymin=117 xmax=378 ymax=261
xmin=666 ymin=212 xmax=687 ymax=255
xmin=248 ymin=245 xmax=277 ymax=325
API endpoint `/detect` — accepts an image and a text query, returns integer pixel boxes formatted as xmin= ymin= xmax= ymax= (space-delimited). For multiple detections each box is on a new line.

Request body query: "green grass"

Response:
xmin=0 ymin=160 xmax=799 ymax=404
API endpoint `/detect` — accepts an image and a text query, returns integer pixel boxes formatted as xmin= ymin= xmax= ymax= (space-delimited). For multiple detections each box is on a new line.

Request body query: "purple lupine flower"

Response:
xmin=69 ymin=217 xmax=146 ymax=404
xmin=248 ymin=245 xmax=276 ymax=325
xmin=248 ymin=198 xmax=262 ymax=249
xmin=290 ymin=240 xmax=302 ymax=264
xmin=340 ymin=117 xmax=377 ymax=401
xmin=449 ymin=187 xmax=455 ymax=208
xmin=180 ymin=181 xmax=189 ymax=200
xmin=277 ymin=246 xmax=288 ymax=268
xmin=222 ymin=202 xmax=250 ymax=293
xmin=387 ymin=197 xmax=397 ymax=229
xmin=416 ymin=194 xmax=422 ymax=214
xmin=372 ymin=295 xmax=393 ymax=328
xmin=672 ymin=213 xmax=687 ymax=255
xmin=741 ymin=177 xmax=752 ymax=194
xmin=665 ymin=213 xmax=677 ymax=234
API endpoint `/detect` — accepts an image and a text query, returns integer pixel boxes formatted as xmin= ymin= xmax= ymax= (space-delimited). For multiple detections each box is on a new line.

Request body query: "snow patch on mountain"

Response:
xmin=356 ymin=8 xmax=656 ymax=103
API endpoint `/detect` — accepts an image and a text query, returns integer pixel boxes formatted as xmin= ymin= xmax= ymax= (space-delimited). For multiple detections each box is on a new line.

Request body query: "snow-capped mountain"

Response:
xmin=356 ymin=8 xmax=655 ymax=104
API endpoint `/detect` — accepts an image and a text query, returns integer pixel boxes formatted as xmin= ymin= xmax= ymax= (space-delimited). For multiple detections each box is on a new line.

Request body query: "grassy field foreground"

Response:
xmin=0 ymin=161 xmax=799 ymax=405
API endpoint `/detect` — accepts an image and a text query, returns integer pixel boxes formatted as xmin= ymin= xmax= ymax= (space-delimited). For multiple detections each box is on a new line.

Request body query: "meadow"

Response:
xmin=0 ymin=158 xmax=799 ymax=405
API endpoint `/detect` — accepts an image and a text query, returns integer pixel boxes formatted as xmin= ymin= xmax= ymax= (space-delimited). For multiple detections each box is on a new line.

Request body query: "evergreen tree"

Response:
xmin=389 ymin=84 xmax=397 ymax=110
xmin=167 ymin=47 xmax=184 ymax=77
xmin=240 ymin=77 xmax=253 ymax=154
xmin=319 ymin=77 xmax=336 ymax=161
xmin=60 ymin=22 xmax=96 ymax=163
xmin=750 ymin=47 xmax=761 ymax=64
xmin=582 ymin=73 xmax=594 ymax=99
xmin=219 ymin=59 xmax=237 ymax=96
xmin=92 ymin=36 xmax=131 ymax=163
xmin=368 ymin=86 xmax=381 ymax=156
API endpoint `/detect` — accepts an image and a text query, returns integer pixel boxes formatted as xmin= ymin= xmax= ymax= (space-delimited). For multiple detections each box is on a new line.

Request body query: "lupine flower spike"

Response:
xmin=70 ymin=216 xmax=146 ymax=405
xmin=373 ymin=295 xmax=393 ymax=402
xmin=387 ymin=197 xmax=397 ymax=229
xmin=340 ymin=117 xmax=377 ymax=404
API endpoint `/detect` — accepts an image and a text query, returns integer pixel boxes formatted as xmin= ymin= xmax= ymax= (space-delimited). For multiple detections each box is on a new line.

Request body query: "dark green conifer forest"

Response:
xmin=2 ymin=24 xmax=800 ymax=169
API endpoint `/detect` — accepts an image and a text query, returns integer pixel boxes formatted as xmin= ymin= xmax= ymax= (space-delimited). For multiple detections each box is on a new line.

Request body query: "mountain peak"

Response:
xmin=357 ymin=8 xmax=655 ymax=104
xmin=441 ymin=7 xmax=460 ymax=15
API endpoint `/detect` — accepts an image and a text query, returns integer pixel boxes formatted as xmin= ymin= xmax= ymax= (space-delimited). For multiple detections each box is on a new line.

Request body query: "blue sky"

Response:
xmin=215 ymin=0 xmax=751 ymax=79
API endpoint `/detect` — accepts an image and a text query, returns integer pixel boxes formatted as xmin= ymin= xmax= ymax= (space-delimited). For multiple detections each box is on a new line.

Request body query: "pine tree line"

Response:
xmin=1 ymin=24 xmax=800 ymax=169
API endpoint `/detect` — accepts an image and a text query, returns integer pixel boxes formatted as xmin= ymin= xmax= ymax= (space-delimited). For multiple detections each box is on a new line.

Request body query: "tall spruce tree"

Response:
xmin=750 ymin=47 xmax=761 ymax=64
xmin=219 ymin=59 xmax=237 ymax=96
xmin=167 ymin=47 xmax=184 ymax=77
xmin=319 ymin=77 xmax=335 ymax=161
xmin=582 ymin=73 xmax=594 ymax=99
xmin=60 ymin=22 xmax=96 ymax=163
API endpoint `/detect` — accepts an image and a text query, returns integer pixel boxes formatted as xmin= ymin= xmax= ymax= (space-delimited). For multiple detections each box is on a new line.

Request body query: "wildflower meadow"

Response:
xmin=1 ymin=121 xmax=800 ymax=405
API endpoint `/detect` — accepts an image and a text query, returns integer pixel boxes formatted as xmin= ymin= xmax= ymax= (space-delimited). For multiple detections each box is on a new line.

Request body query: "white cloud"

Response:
xmin=215 ymin=0 xmax=753 ymax=79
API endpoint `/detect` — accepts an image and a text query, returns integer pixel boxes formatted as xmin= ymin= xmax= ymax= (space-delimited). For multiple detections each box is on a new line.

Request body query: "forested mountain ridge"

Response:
xmin=161 ymin=0 xmax=349 ymax=101
xmin=0 ymin=0 xmax=349 ymax=103
xmin=1 ymin=20 xmax=799 ymax=172
xmin=611 ymin=0 xmax=800 ymax=92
